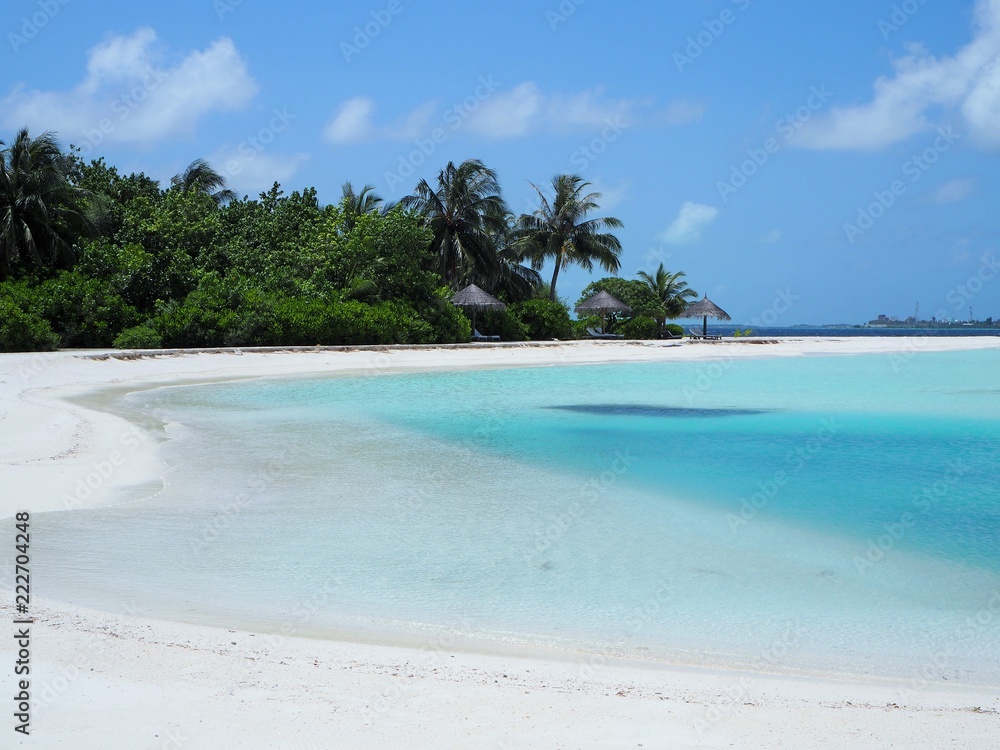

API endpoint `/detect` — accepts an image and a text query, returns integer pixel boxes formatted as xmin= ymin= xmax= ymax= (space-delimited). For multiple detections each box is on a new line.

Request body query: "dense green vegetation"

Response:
xmin=0 ymin=130 xmax=698 ymax=352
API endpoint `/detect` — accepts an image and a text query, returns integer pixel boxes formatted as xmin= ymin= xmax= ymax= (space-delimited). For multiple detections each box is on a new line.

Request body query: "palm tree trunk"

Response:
xmin=549 ymin=255 xmax=562 ymax=301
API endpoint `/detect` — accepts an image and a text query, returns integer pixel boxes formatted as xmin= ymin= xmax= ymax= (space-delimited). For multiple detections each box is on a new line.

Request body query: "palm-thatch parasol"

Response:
xmin=574 ymin=290 xmax=632 ymax=332
xmin=681 ymin=295 xmax=732 ymax=337
xmin=451 ymin=284 xmax=506 ymax=335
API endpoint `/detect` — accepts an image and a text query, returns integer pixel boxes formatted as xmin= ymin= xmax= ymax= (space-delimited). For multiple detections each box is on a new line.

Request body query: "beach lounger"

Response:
xmin=473 ymin=329 xmax=500 ymax=342
xmin=687 ymin=328 xmax=722 ymax=340
xmin=586 ymin=327 xmax=622 ymax=340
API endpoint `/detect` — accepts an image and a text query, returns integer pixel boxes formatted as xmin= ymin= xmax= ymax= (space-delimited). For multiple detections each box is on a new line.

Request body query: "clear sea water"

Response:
xmin=25 ymin=349 xmax=1000 ymax=684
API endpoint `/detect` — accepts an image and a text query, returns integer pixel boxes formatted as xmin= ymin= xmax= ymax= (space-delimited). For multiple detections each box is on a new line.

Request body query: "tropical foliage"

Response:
xmin=0 ymin=128 xmax=703 ymax=351
xmin=636 ymin=263 xmax=698 ymax=335
xmin=515 ymin=175 xmax=622 ymax=301
xmin=0 ymin=129 xmax=102 ymax=280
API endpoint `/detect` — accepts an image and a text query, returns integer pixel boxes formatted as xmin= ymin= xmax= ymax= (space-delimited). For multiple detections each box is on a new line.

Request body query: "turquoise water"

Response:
xmin=25 ymin=350 xmax=1000 ymax=683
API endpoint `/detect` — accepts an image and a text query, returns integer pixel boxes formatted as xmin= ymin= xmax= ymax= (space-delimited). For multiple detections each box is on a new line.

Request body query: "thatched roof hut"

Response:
xmin=681 ymin=296 xmax=732 ymax=337
xmin=575 ymin=290 xmax=632 ymax=333
xmin=451 ymin=284 xmax=506 ymax=336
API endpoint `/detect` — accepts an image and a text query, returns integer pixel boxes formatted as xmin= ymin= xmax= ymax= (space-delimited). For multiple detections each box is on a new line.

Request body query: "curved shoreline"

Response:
xmin=4 ymin=338 xmax=1000 ymax=747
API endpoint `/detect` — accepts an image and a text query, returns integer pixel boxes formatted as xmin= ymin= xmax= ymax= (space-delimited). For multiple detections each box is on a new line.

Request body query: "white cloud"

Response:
xmin=0 ymin=28 xmax=258 ymax=150
xmin=929 ymin=177 xmax=976 ymax=203
xmin=212 ymin=147 xmax=310 ymax=197
xmin=794 ymin=0 xmax=1000 ymax=151
xmin=467 ymin=83 xmax=635 ymax=137
xmin=466 ymin=82 xmax=545 ymax=138
xmin=658 ymin=99 xmax=706 ymax=125
xmin=323 ymin=97 xmax=375 ymax=144
xmin=588 ymin=179 xmax=630 ymax=211
xmin=326 ymin=83 xmax=640 ymax=145
xmin=659 ymin=202 xmax=719 ymax=245
xmin=759 ymin=229 xmax=783 ymax=244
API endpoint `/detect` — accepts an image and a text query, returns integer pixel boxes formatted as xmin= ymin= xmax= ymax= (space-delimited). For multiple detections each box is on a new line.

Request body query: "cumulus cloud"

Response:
xmin=0 ymin=28 xmax=258 ymax=151
xmin=212 ymin=147 xmax=310 ymax=197
xmin=929 ymin=177 xmax=976 ymax=203
xmin=466 ymin=83 xmax=635 ymax=138
xmin=794 ymin=0 xmax=1000 ymax=151
xmin=323 ymin=97 xmax=376 ymax=144
xmin=658 ymin=99 xmax=706 ymax=125
xmin=659 ymin=202 xmax=719 ymax=245
xmin=324 ymin=83 xmax=643 ymax=145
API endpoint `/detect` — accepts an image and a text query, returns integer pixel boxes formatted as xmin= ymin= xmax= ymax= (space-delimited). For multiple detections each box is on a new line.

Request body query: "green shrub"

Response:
xmin=572 ymin=315 xmax=601 ymax=339
xmin=113 ymin=325 xmax=163 ymax=349
xmin=618 ymin=315 xmax=659 ymax=340
xmin=474 ymin=308 xmax=528 ymax=342
xmin=31 ymin=271 xmax=141 ymax=348
xmin=663 ymin=323 xmax=684 ymax=338
xmin=0 ymin=299 xmax=60 ymax=352
xmin=509 ymin=299 xmax=574 ymax=340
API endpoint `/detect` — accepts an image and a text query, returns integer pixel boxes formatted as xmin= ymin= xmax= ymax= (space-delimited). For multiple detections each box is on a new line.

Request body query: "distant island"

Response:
xmin=866 ymin=313 xmax=998 ymax=329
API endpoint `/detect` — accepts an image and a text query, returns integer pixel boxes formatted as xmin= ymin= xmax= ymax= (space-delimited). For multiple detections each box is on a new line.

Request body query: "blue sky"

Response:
xmin=3 ymin=0 xmax=999 ymax=324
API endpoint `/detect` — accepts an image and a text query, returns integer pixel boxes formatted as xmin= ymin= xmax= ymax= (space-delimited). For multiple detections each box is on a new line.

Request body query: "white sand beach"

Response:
xmin=3 ymin=338 xmax=1000 ymax=748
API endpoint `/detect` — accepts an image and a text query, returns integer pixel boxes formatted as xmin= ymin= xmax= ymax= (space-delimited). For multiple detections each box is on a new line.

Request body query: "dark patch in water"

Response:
xmin=550 ymin=404 xmax=771 ymax=419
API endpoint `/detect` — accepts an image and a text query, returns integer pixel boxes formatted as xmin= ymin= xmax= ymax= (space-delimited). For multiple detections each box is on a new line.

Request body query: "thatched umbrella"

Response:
xmin=451 ymin=284 xmax=506 ymax=335
xmin=681 ymin=295 xmax=732 ymax=337
xmin=574 ymin=290 xmax=632 ymax=332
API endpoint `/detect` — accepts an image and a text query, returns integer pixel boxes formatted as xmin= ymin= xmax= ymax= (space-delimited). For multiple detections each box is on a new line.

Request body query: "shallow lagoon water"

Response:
xmin=28 ymin=349 xmax=1000 ymax=683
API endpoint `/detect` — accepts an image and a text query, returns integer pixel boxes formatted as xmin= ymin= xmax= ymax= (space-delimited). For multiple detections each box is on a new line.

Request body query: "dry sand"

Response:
xmin=2 ymin=338 xmax=999 ymax=748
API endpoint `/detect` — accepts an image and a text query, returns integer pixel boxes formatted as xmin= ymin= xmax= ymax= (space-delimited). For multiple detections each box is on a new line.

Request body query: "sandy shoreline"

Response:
xmin=3 ymin=338 xmax=1000 ymax=747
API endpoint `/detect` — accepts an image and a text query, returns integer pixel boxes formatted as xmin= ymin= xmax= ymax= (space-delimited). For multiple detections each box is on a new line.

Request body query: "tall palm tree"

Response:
xmin=0 ymin=128 xmax=99 ymax=279
xmin=492 ymin=211 xmax=542 ymax=301
xmin=401 ymin=159 xmax=507 ymax=287
xmin=515 ymin=175 xmax=622 ymax=301
xmin=637 ymin=264 xmax=698 ymax=334
xmin=340 ymin=181 xmax=385 ymax=230
xmin=170 ymin=159 xmax=236 ymax=205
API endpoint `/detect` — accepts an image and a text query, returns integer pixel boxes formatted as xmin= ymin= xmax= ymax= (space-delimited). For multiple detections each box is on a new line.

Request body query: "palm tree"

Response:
xmin=492 ymin=211 xmax=542 ymax=301
xmin=340 ymin=181 xmax=385 ymax=230
xmin=401 ymin=159 xmax=507 ymax=287
xmin=0 ymin=128 xmax=99 ymax=279
xmin=170 ymin=159 xmax=236 ymax=205
xmin=637 ymin=264 xmax=698 ymax=335
xmin=515 ymin=175 xmax=622 ymax=301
